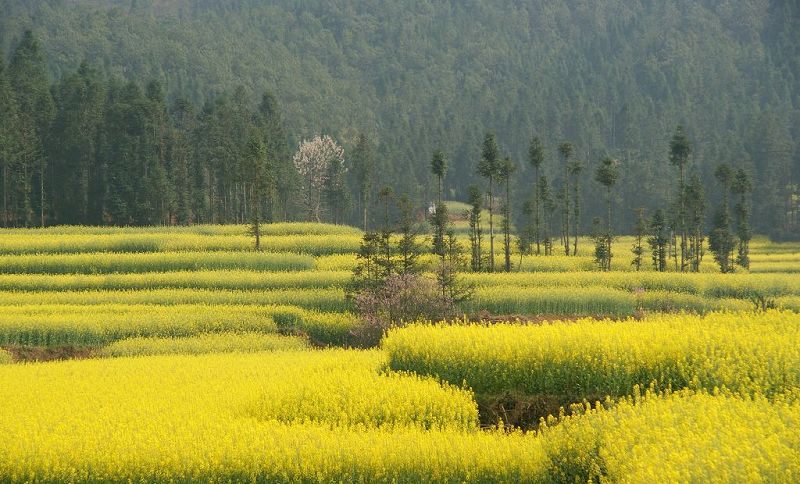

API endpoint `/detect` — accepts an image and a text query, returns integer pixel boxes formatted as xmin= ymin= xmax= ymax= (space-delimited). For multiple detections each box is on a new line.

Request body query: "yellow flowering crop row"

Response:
xmin=0 ymin=251 xmax=316 ymax=274
xmin=384 ymin=311 xmax=800 ymax=401
xmin=2 ymin=350 xmax=799 ymax=481
xmin=538 ymin=390 xmax=800 ymax=482
xmin=0 ymin=270 xmax=350 ymax=291
xmin=0 ymin=304 xmax=357 ymax=347
xmin=0 ymin=222 xmax=362 ymax=236
xmin=461 ymin=271 xmax=800 ymax=298
xmin=99 ymin=332 xmax=309 ymax=357
xmin=0 ymin=304 xmax=279 ymax=346
xmin=0 ymin=288 xmax=350 ymax=312
xmin=0 ymin=349 xmax=11 ymax=364
xmin=0 ymin=351 xmax=510 ymax=481
xmin=0 ymin=233 xmax=362 ymax=255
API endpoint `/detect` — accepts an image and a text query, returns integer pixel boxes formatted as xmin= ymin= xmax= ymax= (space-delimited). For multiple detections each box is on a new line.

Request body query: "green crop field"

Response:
xmin=1 ymin=223 xmax=800 ymax=481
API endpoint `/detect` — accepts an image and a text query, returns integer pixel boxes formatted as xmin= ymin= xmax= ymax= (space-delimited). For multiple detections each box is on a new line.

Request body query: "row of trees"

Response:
xmin=8 ymin=0 xmax=798 ymax=239
xmin=1 ymin=32 xmax=298 ymax=227
xmin=0 ymin=31 xmax=771 ymax=267
xmin=428 ymin=127 xmax=753 ymax=275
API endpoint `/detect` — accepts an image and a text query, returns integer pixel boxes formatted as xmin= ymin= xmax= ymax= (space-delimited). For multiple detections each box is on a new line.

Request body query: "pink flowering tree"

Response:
xmin=292 ymin=135 xmax=345 ymax=221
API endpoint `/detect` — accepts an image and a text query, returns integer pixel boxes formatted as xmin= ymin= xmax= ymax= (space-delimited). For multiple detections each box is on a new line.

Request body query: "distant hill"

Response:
xmin=2 ymin=0 xmax=798 ymax=233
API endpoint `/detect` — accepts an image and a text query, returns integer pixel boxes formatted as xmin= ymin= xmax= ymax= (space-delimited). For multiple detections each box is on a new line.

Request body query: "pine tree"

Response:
xmin=732 ymin=168 xmax=753 ymax=269
xmin=648 ymin=209 xmax=669 ymax=272
xmin=594 ymin=156 xmax=620 ymax=271
xmin=669 ymin=125 xmax=691 ymax=271
xmin=558 ymin=142 xmax=574 ymax=256
xmin=528 ymin=136 xmax=544 ymax=255
xmin=0 ymin=54 xmax=21 ymax=227
xmin=396 ymin=195 xmax=423 ymax=275
xmin=245 ymin=136 xmax=270 ymax=250
xmin=538 ymin=175 xmax=555 ymax=256
xmin=168 ymin=97 xmax=196 ymax=225
xmin=48 ymin=62 xmax=105 ymax=225
xmin=376 ymin=186 xmax=395 ymax=278
xmin=430 ymin=150 xmax=448 ymax=260
xmin=466 ymin=184 xmax=483 ymax=272
xmin=477 ymin=133 xmax=500 ymax=272
xmin=498 ymin=156 xmax=515 ymax=272
xmin=8 ymin=30 xmax=54 ymax=226
xmin=351 ymin=134 xmax=375 ymax=231
xmin=631 ymin=208 xmax=646 ymax=271
xmin=568 ymin=158 xmax=583 ymax=256
xmin=685 ymin=173 xmax=706 ymax=272
xmin=709 ymin=163 xmax=736 ymax=273
xmin=257 ymin=91 xmax=294 ymax=221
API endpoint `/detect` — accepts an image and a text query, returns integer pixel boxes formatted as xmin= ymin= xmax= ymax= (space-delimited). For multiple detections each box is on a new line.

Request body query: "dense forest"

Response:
xmin=1 ymin=0 xmax=799 ymax=238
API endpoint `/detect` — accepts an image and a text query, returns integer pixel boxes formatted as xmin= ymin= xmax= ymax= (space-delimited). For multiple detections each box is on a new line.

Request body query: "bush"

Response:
xmin=352 ymin=274 xmax=456 ymax=347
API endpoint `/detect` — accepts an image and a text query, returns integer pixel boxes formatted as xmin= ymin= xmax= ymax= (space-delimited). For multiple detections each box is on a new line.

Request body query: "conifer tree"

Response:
xmin=631 ymin=208 xmax=646 ymax=271
xmin=558 ymin=142 xmax=574 ymax=256
xmin=648 ymin=209 xmax=669 ymax=272
xmin=669 ymin=125 xmax=691 ymax=271
xmin=396 ymin=195 xmax=423 ymax=276
xmin=538 ymin=175 xmax=555 ymax=256
xmin=568 ymin=158 xmax=583 ymax=256
xmin=594 ymin=156 xmax=620 ymax=271
xmin=9 ymin=30 xmax=54 ymax=226
xmin=685 ymin=173 xmax=706 ymax=272
xmin=0 ymin=54 xmax=21 ymax=227
xmin=477 ymin=133 xmax=500 ymax=271
xmin=351 ymin=134 xmax=375 ymax=231
xmin=430 ymin=150 xmax=448 ymax=260
xmin=732 ymin=168 xmax=753 ymax=269
xmin=466 ymin=184 xmax=483 ymax=272
xmin=498 ymin=156 xmax=515 ymax=272
xmin=709 ymin=163 xmax=736 ymax=273
xmin=528 ymin=136 xmax=544 ymax=255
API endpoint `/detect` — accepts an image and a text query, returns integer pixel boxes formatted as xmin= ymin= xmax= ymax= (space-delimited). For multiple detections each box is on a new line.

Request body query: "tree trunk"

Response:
xmin=504 ymin=177 xmax=511 ymax=272
xmin=534 ymin=166 xmax=540 ymax=256
xmin=488 ymin=177 xmax=494 ymax=272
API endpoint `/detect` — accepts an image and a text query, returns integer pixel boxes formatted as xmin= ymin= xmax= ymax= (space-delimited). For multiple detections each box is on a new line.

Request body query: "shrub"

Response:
xmin=352 ymin=274 xmax=457 ymax=347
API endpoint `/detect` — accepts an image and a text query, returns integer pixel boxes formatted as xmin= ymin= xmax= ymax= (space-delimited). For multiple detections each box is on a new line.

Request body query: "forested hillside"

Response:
xmin=1 ymin=0 xmax=799 ymax=236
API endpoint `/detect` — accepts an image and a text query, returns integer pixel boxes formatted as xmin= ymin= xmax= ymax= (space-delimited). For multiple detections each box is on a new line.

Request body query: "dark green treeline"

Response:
xmin=2 ymin=0 xmax=799 ymax=237
xmin=0 ymin=32 xmax=296 ymax=226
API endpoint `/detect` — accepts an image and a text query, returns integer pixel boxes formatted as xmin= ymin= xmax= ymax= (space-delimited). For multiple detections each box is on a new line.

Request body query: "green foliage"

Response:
xmin=648 ymin=209 xmax=669 ymax=272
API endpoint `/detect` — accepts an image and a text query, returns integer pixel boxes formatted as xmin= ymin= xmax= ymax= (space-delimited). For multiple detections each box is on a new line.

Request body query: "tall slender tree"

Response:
xmin=528 ymin=136 xmax=544 ymax=255
xmin=466 ymin=184 xmax=483 ymax=272
xmin=430 ymin=150 xmax=447 ymax=204
xmin=732 ymin=168 xmax=752 ymax=269
xmin=595 ymin=156 xmax=620 ymax=271
xmin=631 ymin=208 xmax=646 ymax=271
xmin=245 ymin=136 xmax=270 ymax=250
xmin=558 ymin=142 xmax=574 ymax=256
xmin=9 ymin=30 xmax=54 ymax=226
xmin=0 ymin=54 xmax=21 ymax=227
xmin=669 ymin=125 xmax=691 ymax=271
xmin=685 ymin=173 xmax=706 ymax=272
xmin=649 ymin=209 xmax=669 ymax=272
xmin=257 ymin=91 xmax=293 ymax=221
xmin=538 ymin=175 xmax=555 ymax=256
xmin=709 ymin=163 xmax=736 ymax=273
xmin=430 ymin=150 xmax=449 ymax=260
xmin=568 ymin=158 xmax=583 ymax=256
xmin=477 ymin=133 xmax=500 ymax=272
xmin=351 ymin=134 xmax=375 ymax=231
xmin=498 ymin=156 xmax=515 ymax=272
xmin=168 ymin=97 xmax=196 ymax=225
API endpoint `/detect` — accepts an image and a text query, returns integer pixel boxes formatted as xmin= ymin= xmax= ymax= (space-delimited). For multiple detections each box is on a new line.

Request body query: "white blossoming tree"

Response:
xmin=292 ymin=135 xmax=345 ymax=222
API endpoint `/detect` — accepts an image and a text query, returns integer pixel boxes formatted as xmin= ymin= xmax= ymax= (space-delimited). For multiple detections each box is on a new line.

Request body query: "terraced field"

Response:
xmin=1 ymin=223 xmax=800 ymax=481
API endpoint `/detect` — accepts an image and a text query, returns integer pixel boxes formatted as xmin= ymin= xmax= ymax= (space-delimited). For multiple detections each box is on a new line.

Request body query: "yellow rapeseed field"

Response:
xmin=100 ymin=332 xmax=309 ymax=357
xmin=384 ymin=311 xmax=800 ymax=400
